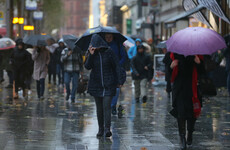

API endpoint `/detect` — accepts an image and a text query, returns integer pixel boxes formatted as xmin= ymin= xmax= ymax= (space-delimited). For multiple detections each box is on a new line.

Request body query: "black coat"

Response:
xmin=84 ymin=34 xmax=122 ymax=97
xmin=163 ymin=52 xmax=171 ymax=82
xmin=169 ymin=54 xmax=205 ymax=119
xmin=10 ymin=47 xmax=31 ymax=72
xmin=131 ymin=52 xmax=152 ymax=80
xmin=54 ymin=46 xmax=66 ymax=65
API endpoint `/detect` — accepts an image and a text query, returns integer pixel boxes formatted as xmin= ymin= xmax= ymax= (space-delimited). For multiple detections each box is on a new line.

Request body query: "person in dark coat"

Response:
xmin=46 ymin=38 xmax=58 ymax=84
xmin=131 ymin=44 xmax=152 ymax=103
xmin=10 ymin=40 xmax=31 ymax=98
xmin=163 ymin=51 xmax=172 ymax=98
xmin=169 ymin=53 xmax=205 ymax=149
xmin=85 ymin=34 xmax=122 ymax=138
xmin=54 ymin=39 xmax=66 ymax=85
xmin=223 ymin=46 xmax=230 ymax=96
xmin=104 ymin=33 xmax=126 ymax=115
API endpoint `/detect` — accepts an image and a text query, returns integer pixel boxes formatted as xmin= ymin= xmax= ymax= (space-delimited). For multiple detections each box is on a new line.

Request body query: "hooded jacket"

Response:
xmin=85 ymin=34 xmax=122 ymax=97
xmin=128 ymin=38 xmax=142 ymax=59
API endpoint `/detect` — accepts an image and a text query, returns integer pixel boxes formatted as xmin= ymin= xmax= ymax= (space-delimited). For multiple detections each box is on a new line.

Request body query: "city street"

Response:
xmin=0 ymin=75 xmax=229 ymax=150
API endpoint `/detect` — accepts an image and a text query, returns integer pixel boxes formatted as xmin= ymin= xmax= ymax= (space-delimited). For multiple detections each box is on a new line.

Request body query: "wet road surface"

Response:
xmin=0 ymin=75 xmax=230 ymax=150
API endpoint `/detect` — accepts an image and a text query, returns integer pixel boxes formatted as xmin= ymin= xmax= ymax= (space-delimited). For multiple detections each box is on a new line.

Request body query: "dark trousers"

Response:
xmin=48 ymin=73 xmax=56 ymax=84
xmin=177 ymin=118 xmax=196 ymax=135
xmin=94 ymin=96 xmax=113 ymax=130
xmin=56 ymin=64 xmax=64 ymax=85
xmin=14 ymin=70 xmax=25 ymax=92
xmin=166 ymin=80 xmax=172 ymax=93
xmin=36 ymin=78 xmax=45 ymax=98
xmin=7 ymin=71 xmax=13 ymax=85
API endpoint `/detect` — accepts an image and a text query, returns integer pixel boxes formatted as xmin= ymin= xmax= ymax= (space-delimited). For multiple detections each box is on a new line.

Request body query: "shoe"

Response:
xmin=54 ymin=82 xmax=56 ymax=85
xmin=167 ymin=92 xmax=171 ymax=98
xmin=96 ymin=128 xmax=104 ymax=137
xmin=23 ymin=89 xmax=28 ymax=97
xmin=14 ymin=93 xmax=19 ymax=99
xmin=40 ymin=96 xmax=45 ymax=100
xmin=180 ymin=134 xmax=187 ymax=150
xmin=118 ymin=105 xmax=123 ymax=118
xmin=66 ymin=94 xmax=70 ymax=100
xmin=71 ymin=99 xmax=75 ymax=103
xmin=105 ymin=130 xmax=112 ymax=137
xmin=142 ymin=96 xmax=147 ymax=103
xmin=111 ymin=106 xmax=117 ymax=115
xmin=136 ymin=98 xmax=140 ymax=103
xmin=187 ymin=132 xmax=193 ymax=146
xmin=5 ymin=84 xmax=13 ymax=88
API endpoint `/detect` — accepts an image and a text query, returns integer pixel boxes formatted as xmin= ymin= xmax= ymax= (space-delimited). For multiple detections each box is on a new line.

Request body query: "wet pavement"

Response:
xmin=0 ymin=74 xmax=230 ymax=150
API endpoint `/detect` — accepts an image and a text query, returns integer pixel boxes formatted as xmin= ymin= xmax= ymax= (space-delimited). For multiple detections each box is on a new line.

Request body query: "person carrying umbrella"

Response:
xmin=54 ymin=39 xmax=66 ymax=86
xmin=61 ymin=36 xmax=83 ymax=103
xmin=127 ymin=38 xmax=142 ymax=60
xmin=84 ymin=34 xmax=123 ymax=138
xmin=10 ymin=39 xmax=31 ymax=98
xmin=32 ymin=40 xmax=50 ymax=100
xmin=166 ymin=27 xmax=226 ymax=149
xmin=104 ymin=33 xmax=126 ymax=115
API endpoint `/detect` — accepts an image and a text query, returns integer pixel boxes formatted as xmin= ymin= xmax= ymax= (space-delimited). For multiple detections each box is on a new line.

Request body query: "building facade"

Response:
xmin=60 ymin=0 xmax=89 ymax=37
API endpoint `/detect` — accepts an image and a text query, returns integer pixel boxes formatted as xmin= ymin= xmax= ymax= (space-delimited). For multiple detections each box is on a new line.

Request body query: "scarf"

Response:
xmin=170 ymin=53 xmax=203 ymax=118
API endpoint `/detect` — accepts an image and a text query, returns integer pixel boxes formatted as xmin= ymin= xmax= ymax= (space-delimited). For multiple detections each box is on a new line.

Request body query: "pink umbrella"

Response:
xmin=166 ymin=27 xmax=226 ymax=56
xmin=0 ymin=37 xmax=16 ymax=50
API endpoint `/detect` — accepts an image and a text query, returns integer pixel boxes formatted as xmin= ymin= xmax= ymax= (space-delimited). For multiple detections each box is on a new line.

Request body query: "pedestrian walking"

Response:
xmin=25 ymin=45 xmax=34 ymax=94
xmin=10 ymin=39 xmax=31 ymax=98
xmin=223 ymin=45 xmax=230 ymax=96
xmin=127 ymin=38 xmax=142 ymax=60
xmin=163 ymin=51 xmax=172 ymax=98
xmin=85 ymin=34 xmax=123 ymax=137
xmin=104 ymin=33 xmax=126 ymax=115
xmin=54 ymin=39 xmax=66 ymax=85
xmin=131 ymin=45 xmax=152 ymax=103
xmin=32 ymin=40 xmax=50 ymax=100
xmin=46 ymin=38 xmax=58 ymax=85
xmin=169 ymin=53 xmax=205 ymax=150
xmin=61 ymin=40 xmax=83 ymax=103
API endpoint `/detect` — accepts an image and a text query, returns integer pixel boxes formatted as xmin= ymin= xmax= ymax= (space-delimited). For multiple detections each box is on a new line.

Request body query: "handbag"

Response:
xmin=199 ymin=76 xmax=217 ymax=96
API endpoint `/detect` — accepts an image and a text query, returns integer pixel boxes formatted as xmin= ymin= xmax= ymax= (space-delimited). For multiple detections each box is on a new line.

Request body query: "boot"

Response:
xmin=142 ymin=96 xmax=147 ymax=103
xmin=178 ymin=119 xmax=187 ymax=150
xmin=135 ymin=97 xmax=140 ymax=103
xmin=96 ymin=128 xmax=104 ymax=137
xmin=187 ymin=131 xmax=193 ymax=145
xmin=105 ymin=128 xmax=112 ymax=137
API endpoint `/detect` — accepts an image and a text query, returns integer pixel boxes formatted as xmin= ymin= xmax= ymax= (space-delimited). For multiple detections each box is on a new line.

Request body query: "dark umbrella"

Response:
xmin=23 ymin=34 xmax=52 ymax=46
xmin=63 ymin=34 xmax=78 ymax=50
xmin=75 ymin=25 xmax=127 ymax=51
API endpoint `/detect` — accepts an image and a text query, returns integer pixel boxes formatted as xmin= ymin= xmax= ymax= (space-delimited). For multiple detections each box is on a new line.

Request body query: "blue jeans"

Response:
xmin=36 ymin=78 xmax=45 ymax=98
xmin=64 ymin=72 xmax=79 ymax=100
xmin=111 ymin=88 xmax=120 ymax=107
xmin=227 ymin=71 xmax=230 ymax=94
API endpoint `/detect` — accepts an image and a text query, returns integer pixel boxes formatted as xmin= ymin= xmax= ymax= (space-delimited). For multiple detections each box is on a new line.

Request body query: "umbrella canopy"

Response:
xmin=166 ymin=27 xmax=226 ymax=56
xmin=0 ymin=37 xmax=16 ymax=50
xmin=156 ymin=41 xmax=167 ymax=49
xmin=75 ymin=25 xmax=127 ymax=51
xmin=23 ymin=34 xmax=52 ymax=46
xmin=123 ymin=35 xmax=135 ymax=48
xmin=63 ymin=34 xmax=78 ymax=50
xmin=130 ymin=34 xmax=145 ymax=42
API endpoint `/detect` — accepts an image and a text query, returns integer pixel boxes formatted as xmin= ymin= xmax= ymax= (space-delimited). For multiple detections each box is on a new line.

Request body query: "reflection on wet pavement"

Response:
xmin=0 ymin=76 xmax=230 ymax=150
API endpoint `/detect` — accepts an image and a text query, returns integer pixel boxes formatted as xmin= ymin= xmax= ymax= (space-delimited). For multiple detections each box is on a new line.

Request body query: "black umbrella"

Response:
xmin=75 ymin=25 xmax=127 ymax=51
xmin=63 ymin=34 xmax=78 ymax=50
xmin=23 ymin=34 xmax=52 ymax=46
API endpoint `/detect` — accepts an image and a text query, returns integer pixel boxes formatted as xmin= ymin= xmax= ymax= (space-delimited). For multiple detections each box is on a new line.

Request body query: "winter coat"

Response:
xmin=61 ymin=48 xmax=83 ymax=72
xmin=54 ymin=45 xmax=66 ymax=65
xmin=131 ymin=51 xmax=152 ymax=80
xmin=127 ymin=38 xmax=142 ymax=59
xmin=223 ymin=46 xmax=230 ymax=72
xmin=107 ymin=40 xmax=126 ymax=65
xmin=85 ymin=34 xmax=122 ymax=97
xmin=10 ymin=47 xmax=31 ymax=71
xmin=32 ymin=47 xmax=50 ymax=80
xmin=46 ymin=43 xmax=58 ymax=74
xmin=163 ymin=52 xmax=172 ymax=82
xmin=168 ymin=54 xmax=205 ymax=119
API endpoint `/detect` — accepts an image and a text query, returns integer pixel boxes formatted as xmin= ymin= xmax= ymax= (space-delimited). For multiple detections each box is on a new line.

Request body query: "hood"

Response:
xmin=135 ymin=38 xmax=142 ymax=43
xmin=58 ymin=38 xmax=64 ymax=44
xmin=89 ymin=34 xmax=108 ymax=49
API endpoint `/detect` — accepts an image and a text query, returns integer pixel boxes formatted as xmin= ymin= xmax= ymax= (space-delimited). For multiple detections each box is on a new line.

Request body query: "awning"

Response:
xmin=165 ymin=5 xmax=204 ymax=23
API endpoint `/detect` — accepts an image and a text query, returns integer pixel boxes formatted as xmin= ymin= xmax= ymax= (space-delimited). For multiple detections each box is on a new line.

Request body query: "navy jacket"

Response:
xmin=85 ymin=34 xmax=122 ymax=97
